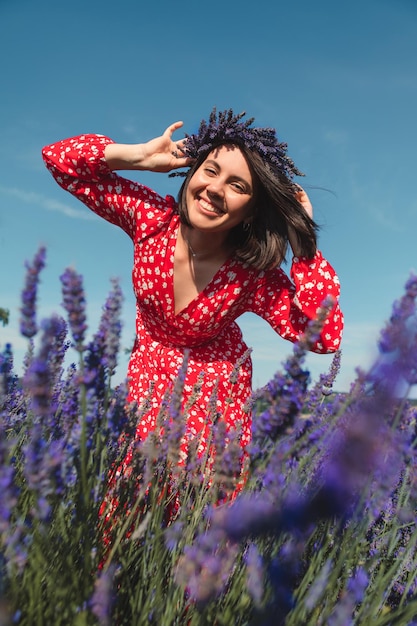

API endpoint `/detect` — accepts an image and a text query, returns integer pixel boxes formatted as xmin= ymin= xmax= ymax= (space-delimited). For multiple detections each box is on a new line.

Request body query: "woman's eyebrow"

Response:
xmin=205 ymin=159 xmax=253 ymax=189
xmin=204 ymin=159 xmax=219 ymax=169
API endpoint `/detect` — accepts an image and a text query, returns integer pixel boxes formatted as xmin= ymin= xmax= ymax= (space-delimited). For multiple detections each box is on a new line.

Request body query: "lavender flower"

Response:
xmin=19 ymin=246 xmax=46 ymax=339
xmin=90 ymin=564 xmax=116 ymax=626
xmin=250 ymin=360 xmax=309 ymax=454
xmin=0 ymin=416 xmax=18 ymax=535
xmin=250 ymin=300 xmax=335 ymax=455
xmin=23 ymin=422 xmax=66 ymax=520
xmin=100 ymin=278 xmax=123 ymax=376
xmin=60 ymin=267 xmax=87 ymax=350
xmin=245 ymin=542 xmax=264 ymax=605
xmin=303 ymin=559 xmax=333 ymax=610
xmin=0 ymin=343 xmax=13 ymax=380
xmin=378 ymin=273 xmax=417 ymax=354
xmin=55 ymin=364 xmax=80 ymax=435
xmin=228 ymin=348 xmax=252 ymax=385
xmin=208 ymin=483 xmax=345 ymax=544
xmin=171 ymin=108 xmax=304 ymax=189
xmin=84 ymin=278 xmax=123 ymax=395
xmin=0 ymin=343 xmax=16 ymax=406
xmin=104 ymin=382 xmax=133 ymax=460
xmin=374 ymin=272 xmax=417 ymax=392
xmin=6 ymin=247 xmax=417 ymax=624
xmin=212 ymin=420 xmax=245 ymax=497
xmin=306 ymin=350 xmax=341 ymax=410
xmin=266 ymin=539 xmax=305 ymax=622
xmin=2 ymin=525 xmax=28 ymax=576
xmin=22 ymin=315 xmax=64 ymax=419
xmin=156 ymin=350 xmax=189 ymax=468
xmin=175 ymin=526 xmax=239 ymax=605
xmin=327 ymin=567 xmax=369 ymax=625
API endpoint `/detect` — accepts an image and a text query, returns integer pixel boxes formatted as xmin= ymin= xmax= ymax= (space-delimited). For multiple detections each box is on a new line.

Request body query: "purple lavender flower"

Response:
xmin=156 ymin=350 xmax=189 ymax=467
xmin=23 ymin=315 xmax=64 ymax=419
xmin=0 ymin=342 xmax=13 ymax=379
xmin=307 ymin=350 xmax=342 ymax=410
xmin=165 ymin=520 xmax=185 ymax=551
xmin=60 ymin=267 xmax=87 ymax=350
xmin=47 ymin=317 xmax=70 ymax=417
xmin=100 ymin=278 xmax=123 ymax=376
xmin=378 ymin=273 xmax=417 ymax=354
xmin=171 ymin=108 xmax=304 ymax=189
xmin=55 ymin=364 xmax=80 ymax=435
xmin=184 ymin=373 xmax=405 ymax=616
xmin=266 ymin=540 xmax=304 ymax=622
xmin=104 ymin=382 xmax=132 ymax=460
xmin=0 ymin=343 xmax=18 ymax=408
xmin=327 ymin=567 xmax=368 ymax=625
xmin=0 ymin=416 xmax=19 ymax=535
xmin=245 ymin=542 xmax=264 ymax=605
xmin=304 ymin=559 xmax=333 ymax=610
xmin=207 ymin=484 xmax=344 ymax=544
xmin=250 ymin=302 xmax=337 ymax=452
xmin=317 ymin=387 xmax=409 ymax=536
xmin=2 ymin=525 xmax=28 ymax=576
xmin=23 ymin=421 xmax=66 ymax=520
xmin=212 ymin=420 xmax=245 ymax=497
xmin=228 ymin=348 xmax=252 ymax=385
xmin=175 ymin=526 xmax=239 ymax=605
xmin=0 ymin=464 xmax=17 ymax=532
xmin=251 ymin=360 xmax=309 ymax=451
xmin=374 ymin=272 xmax=417 ymax=392
xmin=90 ymin=564 xmax=116 ymax=626
xmin=84 ymin=278 xmax=123 ymax=394
xmin=19 ymin=246 xmax=46 ymax=339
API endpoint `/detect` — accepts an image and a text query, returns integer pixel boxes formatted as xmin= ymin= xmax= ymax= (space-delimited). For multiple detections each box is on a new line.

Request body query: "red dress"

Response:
xmin=42 ymin=134 xmax=343 ymax=458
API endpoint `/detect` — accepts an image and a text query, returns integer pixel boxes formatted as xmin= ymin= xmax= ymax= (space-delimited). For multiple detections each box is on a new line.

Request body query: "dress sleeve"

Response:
xmin=248 ymin=251 xmax=343 ymax=354
xmin=42 ymin=134 xmax=175 ymax=241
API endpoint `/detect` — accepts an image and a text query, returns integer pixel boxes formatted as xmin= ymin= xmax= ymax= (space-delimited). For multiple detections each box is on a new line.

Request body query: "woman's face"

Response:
xmin=185 ymin=144 xmax=255 ymax=233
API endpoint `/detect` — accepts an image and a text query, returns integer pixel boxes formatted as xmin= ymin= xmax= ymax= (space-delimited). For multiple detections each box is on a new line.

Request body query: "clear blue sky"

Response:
xmin=1 ymin=0 xmax=416 ymax=394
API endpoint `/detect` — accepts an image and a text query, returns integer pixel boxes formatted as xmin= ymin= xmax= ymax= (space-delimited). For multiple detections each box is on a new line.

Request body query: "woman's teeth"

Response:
xmin=199 ymin=198 xmax=223 ymax=215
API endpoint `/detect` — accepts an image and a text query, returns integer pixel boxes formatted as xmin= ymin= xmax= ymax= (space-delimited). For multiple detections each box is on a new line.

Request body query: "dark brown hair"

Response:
xmin=176 ymin=142 xmax=318 ymax=271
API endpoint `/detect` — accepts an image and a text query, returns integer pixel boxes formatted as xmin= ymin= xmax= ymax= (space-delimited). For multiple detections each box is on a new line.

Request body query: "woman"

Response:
xmin=42 ymin=108 xmax=343 ymax=465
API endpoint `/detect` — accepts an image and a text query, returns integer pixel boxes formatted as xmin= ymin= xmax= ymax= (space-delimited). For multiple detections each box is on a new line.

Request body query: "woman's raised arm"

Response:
xmin=104 ymin=121 xmax=193 ymax=173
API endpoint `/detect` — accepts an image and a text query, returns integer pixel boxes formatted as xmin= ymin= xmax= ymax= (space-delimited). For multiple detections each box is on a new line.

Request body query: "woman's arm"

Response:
xmin=104 ymin=121 xmax=193 ymax=172
xmin=249 ymin=251 xmax=343 ymax=354
xmin=42 ymin=133 xmax=177 ymax=238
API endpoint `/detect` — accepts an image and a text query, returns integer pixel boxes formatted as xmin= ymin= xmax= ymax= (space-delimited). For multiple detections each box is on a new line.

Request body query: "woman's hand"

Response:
xmin=139 ymin=121 xmax=193 ymax=172
xmin=294 ymin=186 xmax=313 ymax=219
xmin=104 ymin=121 xmax=194 ymax=173
xmin=288 ymin=187 xmax=314 ymax=257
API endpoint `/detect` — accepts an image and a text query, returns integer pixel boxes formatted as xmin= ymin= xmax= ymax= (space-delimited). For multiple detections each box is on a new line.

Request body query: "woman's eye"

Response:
xmin=231 ymin=182 xmax=245 ymax=193
xmin=204 ymin=167 xmax=216 ymax=175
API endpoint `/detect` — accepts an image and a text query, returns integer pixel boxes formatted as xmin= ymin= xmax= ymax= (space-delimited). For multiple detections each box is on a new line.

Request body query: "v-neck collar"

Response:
xmin=169 ymin=217 xmax=233 ymax=318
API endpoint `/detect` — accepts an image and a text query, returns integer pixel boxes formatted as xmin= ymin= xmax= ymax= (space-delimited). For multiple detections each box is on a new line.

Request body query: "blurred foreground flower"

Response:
xmin=1 ymin=251 xmax=417 ymax=625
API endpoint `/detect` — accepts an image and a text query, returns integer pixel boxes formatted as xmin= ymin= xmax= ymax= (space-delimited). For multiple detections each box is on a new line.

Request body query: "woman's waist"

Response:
xmin=136 ymin=318 xmax=245 ymax=351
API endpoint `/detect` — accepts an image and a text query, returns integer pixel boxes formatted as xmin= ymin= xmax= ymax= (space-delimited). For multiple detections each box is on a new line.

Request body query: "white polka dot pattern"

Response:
xmin=42 ymin=134 xmax=344 ymax=458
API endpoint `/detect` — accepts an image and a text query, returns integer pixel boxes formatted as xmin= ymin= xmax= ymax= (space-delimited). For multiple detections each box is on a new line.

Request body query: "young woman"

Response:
xmin=42 ymin=109 xmax=343 ymax=465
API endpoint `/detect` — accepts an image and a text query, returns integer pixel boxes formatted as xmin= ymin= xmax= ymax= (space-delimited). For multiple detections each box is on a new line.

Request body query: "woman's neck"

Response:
xmin=180 ymin=225 xmax=230 ymax=260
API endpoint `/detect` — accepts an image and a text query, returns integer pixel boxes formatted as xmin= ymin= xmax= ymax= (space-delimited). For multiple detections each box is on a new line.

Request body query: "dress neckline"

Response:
xmin=170 ymin=217 xmax=233 ymax=318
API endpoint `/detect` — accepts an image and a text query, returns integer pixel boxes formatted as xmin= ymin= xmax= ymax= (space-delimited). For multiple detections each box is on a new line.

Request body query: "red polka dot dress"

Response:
xmin=42 ymin=135 xmax=343 ymax=459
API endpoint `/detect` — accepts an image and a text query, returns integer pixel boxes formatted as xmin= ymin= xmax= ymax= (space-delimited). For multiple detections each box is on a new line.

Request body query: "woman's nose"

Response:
xmin=206 ymin=179 xmax=224 ymax=196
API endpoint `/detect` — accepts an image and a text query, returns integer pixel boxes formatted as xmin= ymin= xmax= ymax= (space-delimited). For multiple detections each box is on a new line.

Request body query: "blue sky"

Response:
xmin=1 ymin=0 xmax=416 ymax=394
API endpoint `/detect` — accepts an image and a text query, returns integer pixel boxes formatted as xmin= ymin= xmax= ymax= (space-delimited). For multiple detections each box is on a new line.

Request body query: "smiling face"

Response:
xmin=184 ymin=144 xmax=256 ymax=233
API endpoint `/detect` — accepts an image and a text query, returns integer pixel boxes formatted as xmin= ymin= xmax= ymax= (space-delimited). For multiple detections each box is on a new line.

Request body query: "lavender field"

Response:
xmin=1 ymin=247 xmax=417 ymax=625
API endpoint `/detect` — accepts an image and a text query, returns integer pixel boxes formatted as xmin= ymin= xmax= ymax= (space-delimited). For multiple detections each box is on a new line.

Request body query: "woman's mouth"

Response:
xmin=198 ymin=197 xmax=225 ymax=216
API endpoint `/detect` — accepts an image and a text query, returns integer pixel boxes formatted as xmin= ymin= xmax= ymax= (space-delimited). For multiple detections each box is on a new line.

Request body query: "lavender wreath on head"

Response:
xmin=170 ymin=108 xmax=304 ymax=187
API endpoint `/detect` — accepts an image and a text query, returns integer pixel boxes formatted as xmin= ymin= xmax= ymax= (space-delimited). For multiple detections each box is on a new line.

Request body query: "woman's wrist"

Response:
xmin=104 ymin=143 xmax=147 ymax=171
